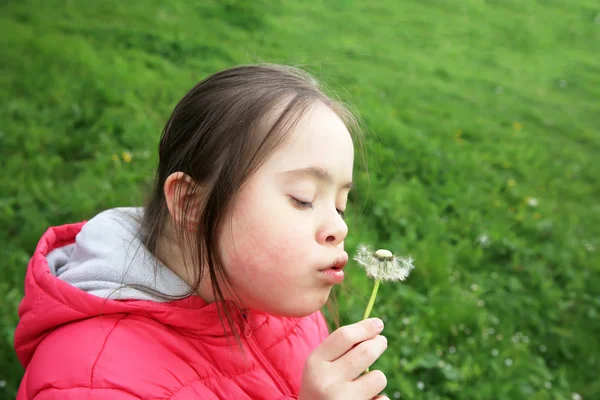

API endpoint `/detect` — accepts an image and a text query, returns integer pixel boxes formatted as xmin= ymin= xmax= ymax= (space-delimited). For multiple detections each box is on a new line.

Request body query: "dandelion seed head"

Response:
xmin=354 ymin=245 xmax=415 ymax=282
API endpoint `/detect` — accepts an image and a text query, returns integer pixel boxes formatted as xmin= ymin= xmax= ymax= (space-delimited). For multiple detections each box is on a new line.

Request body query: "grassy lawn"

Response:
xmin=1 ymin=0 xmax=599 ymax=399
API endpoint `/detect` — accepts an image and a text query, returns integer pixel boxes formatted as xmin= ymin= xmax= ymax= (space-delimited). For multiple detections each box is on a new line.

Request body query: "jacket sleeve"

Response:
xmin=32 ymin=387 xmax=142 ymax=399
xmin=32 ymin=383 xmax=221 ymax=400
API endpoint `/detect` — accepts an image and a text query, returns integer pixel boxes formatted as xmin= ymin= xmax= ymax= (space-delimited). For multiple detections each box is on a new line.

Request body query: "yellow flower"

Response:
xmin=513 ymin=122 xmax=522 ymax=131
xmin=503 ymin=161 xmax=511 ymax=169
xmin=111 ymin=154 xmax=119 ymax=162
xmin=122 ymin=151 xmax=133 ymax=163
xmin=507 ymin=179 xmax=516 ymax=188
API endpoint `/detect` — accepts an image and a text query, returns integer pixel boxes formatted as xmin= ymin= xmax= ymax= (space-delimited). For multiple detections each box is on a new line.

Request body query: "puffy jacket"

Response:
xmin=14 ymin=209 xmax=330 ymax=399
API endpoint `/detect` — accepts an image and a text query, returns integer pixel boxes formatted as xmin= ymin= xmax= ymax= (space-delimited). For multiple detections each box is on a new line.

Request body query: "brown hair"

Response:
xmin=140 ymin=64 xmax=365 ymax=336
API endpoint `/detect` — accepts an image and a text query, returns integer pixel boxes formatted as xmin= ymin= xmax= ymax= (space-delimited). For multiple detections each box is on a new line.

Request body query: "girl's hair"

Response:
xmin=140 ymin=63 xmax=364 ymax=336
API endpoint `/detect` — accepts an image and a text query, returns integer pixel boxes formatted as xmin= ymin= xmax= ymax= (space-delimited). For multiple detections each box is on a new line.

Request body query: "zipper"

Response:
xmin=241 ymin=312 xmax=293 ymax=396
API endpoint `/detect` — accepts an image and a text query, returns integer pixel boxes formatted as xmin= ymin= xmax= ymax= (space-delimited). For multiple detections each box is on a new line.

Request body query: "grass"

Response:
xmin=1 ymin=0 xmax=599 ymax=399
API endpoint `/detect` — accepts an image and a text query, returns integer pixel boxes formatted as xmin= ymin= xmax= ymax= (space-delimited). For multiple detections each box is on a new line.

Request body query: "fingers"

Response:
xmin=334 ymin=335 xmax=388 ymax=380
xmin=313 ymin=318 xmax=384 ymax=361
xmin=351 ymin=369 xmax=388 ymax=399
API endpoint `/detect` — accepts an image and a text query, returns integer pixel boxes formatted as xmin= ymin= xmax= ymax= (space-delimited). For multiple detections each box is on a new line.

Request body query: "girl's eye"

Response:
xmin=290 ymin=197 xmax=314 ymax=209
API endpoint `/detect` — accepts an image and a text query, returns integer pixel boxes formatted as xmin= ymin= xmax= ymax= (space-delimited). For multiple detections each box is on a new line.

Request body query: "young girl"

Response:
xmin=14 ymin=64 xmax=389 ymax=400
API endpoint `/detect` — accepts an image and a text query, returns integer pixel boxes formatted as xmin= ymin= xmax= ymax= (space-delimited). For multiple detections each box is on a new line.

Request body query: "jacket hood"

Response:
xmin=14 ymin=208 xmax=257 ymax=368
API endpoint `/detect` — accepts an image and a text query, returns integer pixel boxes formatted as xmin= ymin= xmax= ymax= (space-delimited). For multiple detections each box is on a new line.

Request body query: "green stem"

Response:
xmin=362 ymin=278 xmax=381 ymax=373
xmin=362 ymin=278 xmax=381 ymax=320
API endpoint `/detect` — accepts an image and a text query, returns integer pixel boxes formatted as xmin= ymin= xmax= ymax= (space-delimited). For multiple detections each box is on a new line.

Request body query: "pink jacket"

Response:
xmin=15 ymin=216 xmax=329 ymax=399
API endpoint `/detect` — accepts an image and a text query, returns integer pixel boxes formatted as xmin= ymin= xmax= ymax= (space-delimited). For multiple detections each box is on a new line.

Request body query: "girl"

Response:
xmin=14 ymin=64 xmax=389 ymax=400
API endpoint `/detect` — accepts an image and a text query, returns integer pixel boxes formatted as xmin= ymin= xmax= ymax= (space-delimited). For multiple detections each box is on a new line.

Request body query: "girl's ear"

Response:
xmin=164 ymin=172 xmax=205 ymax=231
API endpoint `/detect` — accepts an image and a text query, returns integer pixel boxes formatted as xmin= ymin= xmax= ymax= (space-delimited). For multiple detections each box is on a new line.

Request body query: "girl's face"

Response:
xmin=219 ymin=101 xmax=355 ymax=317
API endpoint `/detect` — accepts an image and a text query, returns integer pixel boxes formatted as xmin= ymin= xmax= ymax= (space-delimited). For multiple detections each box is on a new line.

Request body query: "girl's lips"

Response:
xmin=319 ymin=252 xmax=348 ymax=284
xmin=319 ymin=268 xmax=345 ymax=284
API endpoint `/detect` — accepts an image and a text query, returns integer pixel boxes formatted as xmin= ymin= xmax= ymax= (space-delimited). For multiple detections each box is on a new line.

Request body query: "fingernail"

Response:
xmin=380 ymin=335 xmax=388 ymax=346
xmin=371 ymin=318 xmax=384 ymax=331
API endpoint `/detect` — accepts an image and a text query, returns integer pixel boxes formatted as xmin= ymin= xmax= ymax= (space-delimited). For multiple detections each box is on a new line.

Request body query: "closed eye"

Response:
xmin=289 ymin=197 xmax=314 ymax=209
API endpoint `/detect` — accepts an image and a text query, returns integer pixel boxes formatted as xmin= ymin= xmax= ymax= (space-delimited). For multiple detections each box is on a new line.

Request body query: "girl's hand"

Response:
xmin=298 ymin=318 xmax=389 ymax=400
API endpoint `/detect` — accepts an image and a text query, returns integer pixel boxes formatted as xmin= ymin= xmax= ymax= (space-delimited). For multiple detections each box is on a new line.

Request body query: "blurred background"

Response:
xmin=1 ymin=1 xmax=599 ymax=399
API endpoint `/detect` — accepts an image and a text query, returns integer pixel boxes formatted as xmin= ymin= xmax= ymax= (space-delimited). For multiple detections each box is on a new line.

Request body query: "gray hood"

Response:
xmin=46 ymin=207 xmax=191 ymax=301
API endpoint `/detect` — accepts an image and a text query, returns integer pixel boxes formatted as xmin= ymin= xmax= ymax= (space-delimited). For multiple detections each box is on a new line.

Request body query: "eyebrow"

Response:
xmin=281 ymin=166 xmax=354 ymax=190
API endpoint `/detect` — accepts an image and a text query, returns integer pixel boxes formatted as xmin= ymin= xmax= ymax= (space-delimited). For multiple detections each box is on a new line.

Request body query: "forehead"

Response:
xmin=266 ymin=102 xmax=354 ymax=172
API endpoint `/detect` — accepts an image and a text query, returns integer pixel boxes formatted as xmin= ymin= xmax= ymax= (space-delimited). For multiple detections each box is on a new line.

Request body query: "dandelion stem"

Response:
xmin=362 ymin=278 xmax=381 ymax=374
xmin=362 ymin=278 xmax=381 ymax=320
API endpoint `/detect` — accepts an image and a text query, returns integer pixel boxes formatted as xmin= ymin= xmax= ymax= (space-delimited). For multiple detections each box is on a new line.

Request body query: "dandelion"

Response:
xmin=502 ymin=161 xmax=511 ymax=169
xmin=513 ymin=122 xmax=522 ymax=131
xmin=122 ymin=151 xmax=133 ymax=163
xmin=354 ymin=245 xmax=415 ymax=372
xmin=526 ymin=197 xmax=539 ymax=207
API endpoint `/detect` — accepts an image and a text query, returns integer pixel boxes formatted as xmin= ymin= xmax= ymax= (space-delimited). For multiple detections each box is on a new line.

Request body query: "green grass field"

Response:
xmin=1 ymin=1 xmax=599 ymax=399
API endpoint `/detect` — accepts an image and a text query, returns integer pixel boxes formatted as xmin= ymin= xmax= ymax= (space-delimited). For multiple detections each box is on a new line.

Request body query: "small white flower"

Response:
xmin=572 ymin=393 xmax=582 ymax=400
xmin=393 ymin=391 xmax=401 ymax=399
xmin=402 ymin=317 xmax=410 ymax=325
xmin=477 ymin=233 xmax=491 ymax=247
xmin=0 ymin=380 xmax=6 ymax=388
xmin=545 ymin=381 xmax=552 ymax=389
xmin=526 ymin=197 xmax=539 ymax=207
xmin=417 ymin=381 xmax=425 ymax=390
xmin=522 ymin=336 xmax=529 ymax=343
xmin=505 ymin=358 xmax=513 ymax=366
xmin=496 ymin=334 xmax=504 ymax=341
xmin=354 ymin=245 xmax=415 ymax=281
xmin=540 ymin=345 xmax=547 ymax=352
xmin=449 ymin=346 xmax=456 ymax=354
xmin=470 ymin=283 xmax=479 ymax=291
xmin=491 ymin=272 xmax=499 ymax=280
xmin=413 ymin=335 xmax=420 ymax=343
xmin=477 ymin=300 xmax=485 ymax=307
xmin=438 ymin=360 xmax=446 ymax=368
xmin=491 ymin=349 xmax=499 ymax=357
